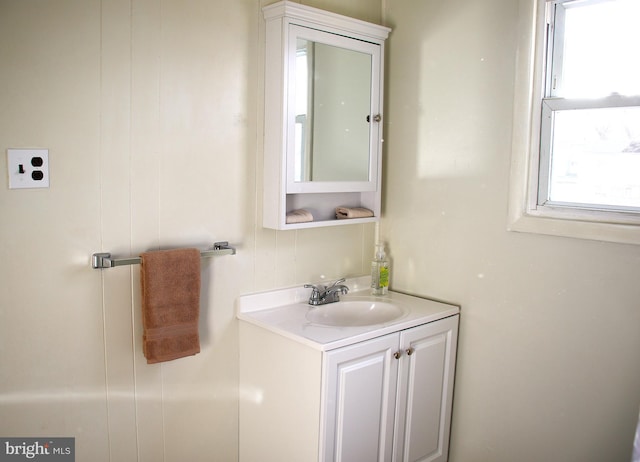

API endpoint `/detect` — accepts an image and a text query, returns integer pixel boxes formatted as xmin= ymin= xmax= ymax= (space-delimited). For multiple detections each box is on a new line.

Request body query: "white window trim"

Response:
xmin=508 ymin=0 xmax=640 ymax=245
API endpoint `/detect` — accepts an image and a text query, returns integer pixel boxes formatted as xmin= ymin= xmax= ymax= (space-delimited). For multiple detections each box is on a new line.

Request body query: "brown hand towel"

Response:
xmin=335 ymin=206 xmax=374 ymax=219
xmin=286 ymin=208 xmax=314 ymax=224
xmin=140 ymin=248 xmax=201 ymax=364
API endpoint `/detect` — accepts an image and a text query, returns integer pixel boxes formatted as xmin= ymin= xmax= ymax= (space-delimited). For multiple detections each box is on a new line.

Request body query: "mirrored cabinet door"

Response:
xmin=286 ymin=25 xmax=381 ymax=194
xmin=263 ymin=1 xmax=390 ymax=230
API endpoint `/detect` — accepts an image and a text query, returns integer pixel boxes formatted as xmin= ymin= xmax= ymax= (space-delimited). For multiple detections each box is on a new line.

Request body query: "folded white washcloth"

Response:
xmin=286 ymin=209 xmax=314 ymax=224
xmin=336 ymin=206 xmax=374 ymax=219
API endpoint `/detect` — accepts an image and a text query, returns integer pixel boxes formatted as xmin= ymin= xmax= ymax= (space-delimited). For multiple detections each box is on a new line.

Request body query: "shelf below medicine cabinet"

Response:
xmin=262 ymin=1 xmax=391 ymax=230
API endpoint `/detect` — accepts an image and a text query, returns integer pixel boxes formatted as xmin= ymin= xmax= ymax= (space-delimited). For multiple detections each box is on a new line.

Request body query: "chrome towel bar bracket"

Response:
xmin=92 ymin=241 xmax=236 ymax=269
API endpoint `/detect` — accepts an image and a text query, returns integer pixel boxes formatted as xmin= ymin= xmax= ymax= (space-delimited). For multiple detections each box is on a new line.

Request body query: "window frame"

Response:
xmin=508 ymin=0 xmax=640 ymax=244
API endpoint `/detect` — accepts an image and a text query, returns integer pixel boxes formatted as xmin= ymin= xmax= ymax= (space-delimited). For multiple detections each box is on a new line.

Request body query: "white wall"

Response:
xmin=0 ymin=1 xmax=377 ymax=460
xmin=383 ymin=1 xmax=640 ymax=461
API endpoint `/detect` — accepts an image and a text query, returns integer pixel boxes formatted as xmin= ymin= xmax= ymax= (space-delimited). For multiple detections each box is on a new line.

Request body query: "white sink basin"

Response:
xmin=306 ymin=300 xmax=406 ymax=327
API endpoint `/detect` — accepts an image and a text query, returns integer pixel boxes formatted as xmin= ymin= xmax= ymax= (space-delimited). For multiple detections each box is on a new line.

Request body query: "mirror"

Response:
xmin=294 ymin=39 xmax=372 ymax=183
xmin=285 ymin=24 xmax=381 ymax=193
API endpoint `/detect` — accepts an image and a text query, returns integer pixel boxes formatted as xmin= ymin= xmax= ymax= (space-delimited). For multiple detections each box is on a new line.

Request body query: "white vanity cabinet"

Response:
xmin=322 ymin=316 xmax=458 ymax=462
xmin=239 ymin=308 xmax=459 ymax=462
xmin=262 ymin=1 xmax=391 ymax=229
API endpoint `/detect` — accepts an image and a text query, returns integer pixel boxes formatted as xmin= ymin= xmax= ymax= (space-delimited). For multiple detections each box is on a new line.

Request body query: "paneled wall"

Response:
xmin=0 ymin=1 xmax=377 ymax=460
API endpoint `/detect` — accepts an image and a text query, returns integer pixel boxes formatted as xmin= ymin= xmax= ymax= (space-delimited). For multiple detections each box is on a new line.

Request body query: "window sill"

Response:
xmin=508 ymin=206 xmax=640 ymax=245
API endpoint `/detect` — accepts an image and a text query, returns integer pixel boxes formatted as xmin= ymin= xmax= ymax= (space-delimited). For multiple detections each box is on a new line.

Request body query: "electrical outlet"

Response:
xmin=7 ymin=149 xmax=49 ymax=189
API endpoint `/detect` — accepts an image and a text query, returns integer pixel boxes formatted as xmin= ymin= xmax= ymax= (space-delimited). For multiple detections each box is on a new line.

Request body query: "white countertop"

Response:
xmin=236 ymin=276 xmax=460 ymax=351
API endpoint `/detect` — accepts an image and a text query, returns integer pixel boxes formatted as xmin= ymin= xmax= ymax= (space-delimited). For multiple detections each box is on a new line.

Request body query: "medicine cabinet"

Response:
xmin=262 ymin=1 xmax=391 ymax=229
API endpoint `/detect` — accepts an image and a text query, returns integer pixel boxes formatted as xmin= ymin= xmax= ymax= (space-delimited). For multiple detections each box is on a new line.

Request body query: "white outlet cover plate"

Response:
xmin=7 ymin=148 xmax=49 ymax=189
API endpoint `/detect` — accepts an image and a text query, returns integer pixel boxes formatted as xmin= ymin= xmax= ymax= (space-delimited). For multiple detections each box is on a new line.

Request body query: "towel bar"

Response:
xmin=92 ymin=241 xmax=236 ymax=269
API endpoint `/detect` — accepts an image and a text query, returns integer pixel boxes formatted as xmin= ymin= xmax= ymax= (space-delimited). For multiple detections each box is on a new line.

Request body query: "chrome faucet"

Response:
xmin=304 ymin=278 xmax=349 ymax=306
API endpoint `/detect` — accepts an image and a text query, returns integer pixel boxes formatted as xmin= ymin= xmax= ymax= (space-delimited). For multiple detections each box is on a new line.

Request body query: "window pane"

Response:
xmin=549 ymin=106 xmax=640 ymax=209
xmin=560 ymin=0 xmax=640 ymax=98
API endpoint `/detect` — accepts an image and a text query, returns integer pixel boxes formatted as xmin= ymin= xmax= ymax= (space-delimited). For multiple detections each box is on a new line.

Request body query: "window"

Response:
xmin=509 ymin=0 xmax=640 ymax=244
xmin=540 ymin=0 xmax=640 ymax=215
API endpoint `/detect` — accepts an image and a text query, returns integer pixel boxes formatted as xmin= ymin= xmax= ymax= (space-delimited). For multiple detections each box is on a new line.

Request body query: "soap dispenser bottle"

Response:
xmin=371 ymin=243 xmax=390 ymax=295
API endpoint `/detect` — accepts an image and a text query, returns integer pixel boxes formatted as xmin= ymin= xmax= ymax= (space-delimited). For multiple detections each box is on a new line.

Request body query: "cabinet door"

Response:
xmin=321 ymin=334 xmax=400 ymax=462
xmin=393 ymin=315 xmax=459 ymax=462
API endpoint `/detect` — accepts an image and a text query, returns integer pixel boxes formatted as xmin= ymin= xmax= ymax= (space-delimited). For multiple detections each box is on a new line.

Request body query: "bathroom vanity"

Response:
xmin=262 ymin=1 xmax=391 ymax=229
xmin=237 ymin=276 xmax=459 ymax=462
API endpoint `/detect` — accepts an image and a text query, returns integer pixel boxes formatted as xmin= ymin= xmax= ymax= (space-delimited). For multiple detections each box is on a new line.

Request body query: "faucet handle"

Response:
xmin=304 ymin=283 xmax=323 ymax=296
xmin=327 ymin=278 xmax=346 ymax=288
xmin=304 ymin=283 xmax=325 ymax=305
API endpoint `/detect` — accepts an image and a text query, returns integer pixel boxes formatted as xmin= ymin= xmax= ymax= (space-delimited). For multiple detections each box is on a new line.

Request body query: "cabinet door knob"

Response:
xmin=406 ymin=347 xmax=415 ymax=356
xmin=393 ymin=350 xmax=402 ymax=359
